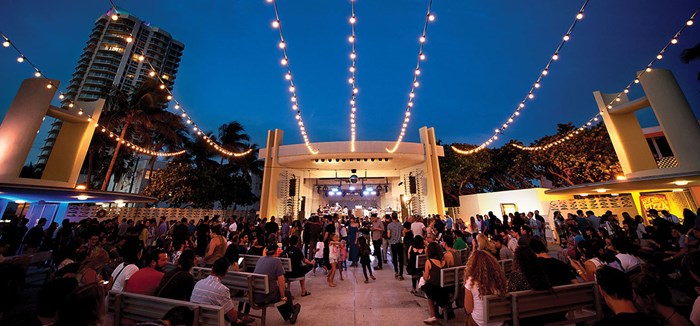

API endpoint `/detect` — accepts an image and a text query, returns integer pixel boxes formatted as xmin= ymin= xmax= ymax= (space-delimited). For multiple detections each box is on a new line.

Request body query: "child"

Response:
xmin=358 ymin=236 xmax=375 ymax=283
xmin=328 ymin=234 xmax=341 ymax=287
xmin=339 ymin=240 xmax=348 ymax=280
xmin=313 ymin=240 xmax=327 ymax=275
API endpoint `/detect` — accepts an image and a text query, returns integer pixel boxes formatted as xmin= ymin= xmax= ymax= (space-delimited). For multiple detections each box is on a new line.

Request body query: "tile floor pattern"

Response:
xmin=261 ymin=259 xmax=466 ymax=326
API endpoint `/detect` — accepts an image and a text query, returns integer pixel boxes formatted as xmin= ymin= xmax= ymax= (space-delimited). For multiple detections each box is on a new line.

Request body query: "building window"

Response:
xmin=655 ymin=136 xmax=674 ymax=157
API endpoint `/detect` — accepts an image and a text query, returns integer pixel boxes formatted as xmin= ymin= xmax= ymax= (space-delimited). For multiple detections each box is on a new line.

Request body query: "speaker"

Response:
xmin=409 ymin=176 xmax=417 ymax=194
xmin=289 ymin=179 xmax=297 ymax=197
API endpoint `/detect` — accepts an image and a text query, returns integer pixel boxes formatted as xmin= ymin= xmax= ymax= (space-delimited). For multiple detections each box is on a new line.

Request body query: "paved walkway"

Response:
xmin=261 ymin=259 xmax=466 ymax=326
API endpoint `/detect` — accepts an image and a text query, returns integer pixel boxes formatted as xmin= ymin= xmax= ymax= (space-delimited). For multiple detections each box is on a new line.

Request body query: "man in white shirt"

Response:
xmin=110 ymin=239 xmax=141 ymax=292
xmin=410 ymin=217 xmax=426 ymax=239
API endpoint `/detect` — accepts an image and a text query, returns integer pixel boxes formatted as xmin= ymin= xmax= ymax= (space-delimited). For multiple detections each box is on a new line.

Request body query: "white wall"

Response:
xmin=459 ymin=188 xmax=570 ymax=227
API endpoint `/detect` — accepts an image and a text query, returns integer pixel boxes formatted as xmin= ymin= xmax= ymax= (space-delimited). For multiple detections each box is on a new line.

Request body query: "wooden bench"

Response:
xmin=240 ymin=254 xmax=292 ymax=273
xmin=197 ymin=268 xmax=282 ymax=326
xmin=416 ymin=250 xmax=468 ymax=271
xmin=484 ymin=282 xmax=602 ymax=326
xmin=439 ymin=266 xmax=466 ymax=323
xmin=108 ymin=291 xmax=226 ymax=326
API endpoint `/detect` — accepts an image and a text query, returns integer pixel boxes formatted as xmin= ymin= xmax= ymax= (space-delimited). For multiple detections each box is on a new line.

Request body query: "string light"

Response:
xmin=386 ymin=0 xmax=435 ymax=153
xmin=95 ymin=122 xmax=186 ymax=157
xmin=451 ymin=0 xmax=590 ymax=156
xmin=266 ymin=0 xmax=318 ymax=154
xmin=142 ymin=60 xmax=253 ymax=157
xmin=512 ymin=8 xmax=698 ymax=152
xmin=347 ymin=0 xmax=359 ymax=152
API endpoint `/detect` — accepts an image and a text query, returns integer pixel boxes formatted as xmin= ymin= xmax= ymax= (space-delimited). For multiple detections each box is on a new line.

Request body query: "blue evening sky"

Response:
xmin=1 ymin=1 xmax=699 ymax=159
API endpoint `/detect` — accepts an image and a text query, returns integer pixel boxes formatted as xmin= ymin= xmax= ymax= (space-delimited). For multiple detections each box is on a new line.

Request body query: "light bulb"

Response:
xmin=623 ymin=89 xmax=629 ymax=93
xmin=181 ymin=113 xmax=186 ymax=117
xmin=515 ymin=111 xmax=520 ymax=116
xmin=414 ymin=69 xmax=421 ymax=75
xmin=174 ymin=104 xmax=180 ymax=109
xmin=656 ymin=54 xmax=663 ymax=60
xmin=278 ymin=41 xmax=286 ymax=49
xmin=353 ymin=88 xmax=359 ymax=94
xmin=78 ymin=110 xmax=84 ymax=115
xmin=420 ymin=53 xmax=426 ymax=60
xmin=289 ymin=86 xmax=295 ymax=92
xmin=349 ymin=16 xmax=356 ymax=24
xmin=414 ymin=81 xmax=420 ymax=87
xmin=576 ymin=13 xmax=583 ymax=20
xmin=126 ymin=36 xmax=133 ymax=43
xmin=409 ymin=92 xmax=415 ymax=98
xmin=186 ymin=119 xmax=191 ymax=124
xmin=291 ymin=96 xmax=297 ymax=102
xmin=408 ymin=102 xmax=414 ymax=107
xmin=519 ymin=103 xmax=525 ymax=108
xmin=160 ymin=84 xmax=166 ymax=90
xmin=348 ymin=78 xmax=354 ymax=84
xmin=349 ymin=66 xmax=356 ymax=72
xmin=528 ymin=93 xmax=534 ymax=99
xmin=534 ymin=82 xmax=540 ymax=88
xmin=419 ymin=36 xmax=426 ymax=43
xmin=348 ymin=36 xmax=355 ymax=43
xmin=350 ymin=52 xmax=356 ymax=59
xmin=34 ymin=71 xmax=41 ymax=77
xmin=285 ymin=73 xmax=292 ymax=80
xmin=68 ymin=103 xmax=74 ymax=108
xmin=2 ymin=40 xmax=10 ymax=47
xmin=671 ymin=38 xmax=678 ymax=44
xmin=428 ymin=14 xmax=436 ymax=22
xmin=167 ymin=95 xmax=172 ymax=100
xmin=552 ymin=54 xmax=559 ymax=60
xmin=59 ymin=94 xmax=65 ymax=100
xmin=149 ymin=71 xmax=156 ymax=77
xmin=17 ymin=56 xmax=24 ymax=63
xmin=111 ymin=14 xmax=119 ymax=21
xmin=281 ymin=58 xmax=288 ymax=65
xmin=138 ymin=55 xmax=145 ymax=61
xmin=634 ymin=79 xmax=640 ymax=84
xmin=615 ymin=97 xmax=621 ymax=102
xmin=272 ymin=20 xmax=280 ymax=28
xmin=646 ymin=67 xmax=652 ymax=72
xmin=688 ymin=20 xmax=694 ymax=26
xmin=46 ymin=84 xmax=52 ymax=89
xmin=542 ymin=69 xmax=548 ymax=76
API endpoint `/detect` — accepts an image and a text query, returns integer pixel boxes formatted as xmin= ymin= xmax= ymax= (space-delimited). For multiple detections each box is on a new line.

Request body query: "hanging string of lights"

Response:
xmin=0 ymin=31 xmax=187 ymax=157
xmin=451 ymin=0 xmax=590 ymax=156
xmin=266 ymin=0 xmax=318 ymax=155
xmin=141 ymin=60 xmax=253 ymax=157
xmin=347 ymin=0 xmax=359 ymax=152
xmin=96 ymin=123 xmax=187 ymax=157
xmin=511 ymin=8 xmax=698 ymax=152
xmin=386 ymin=0 xmax=435 ymax=154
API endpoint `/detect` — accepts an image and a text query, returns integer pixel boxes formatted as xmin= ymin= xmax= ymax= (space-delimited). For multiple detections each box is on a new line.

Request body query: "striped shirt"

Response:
xmin=190 ymin=275 xmax=233 ymax=313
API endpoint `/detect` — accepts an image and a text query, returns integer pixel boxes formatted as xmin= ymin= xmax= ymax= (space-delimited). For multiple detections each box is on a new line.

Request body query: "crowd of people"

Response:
xmin=1 ymin=206 xmax=700 ymax=325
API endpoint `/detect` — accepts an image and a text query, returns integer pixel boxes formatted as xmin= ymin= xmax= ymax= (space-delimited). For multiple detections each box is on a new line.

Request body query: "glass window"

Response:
xmin=655 ymin=136 xmax=674 ymax=157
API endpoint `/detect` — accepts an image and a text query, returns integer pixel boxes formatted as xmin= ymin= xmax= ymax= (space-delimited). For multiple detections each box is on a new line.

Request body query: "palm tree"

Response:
xmin=681 ymin=43 xmax=700 ymax=81
xmin=100 ymin=79 xmax=171 ymax=190
xmin=217 ymin=121 xmax=251 ymax=164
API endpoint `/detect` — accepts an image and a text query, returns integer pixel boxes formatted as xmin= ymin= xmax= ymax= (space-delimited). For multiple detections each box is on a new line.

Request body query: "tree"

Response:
xmin=681 ymin=43 xmax=700 ymax=81
xmin=528 ymin=123 xmax=622 ymax=187
xmin=100 ymin=79 xmax=172 ymax=190
xmin=143 ymin=162 xmax=197 ymax=207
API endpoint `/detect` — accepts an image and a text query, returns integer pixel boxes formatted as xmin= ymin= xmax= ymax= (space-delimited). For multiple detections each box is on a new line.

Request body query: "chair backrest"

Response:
xmin=512 ymin=282 xmax=598 ymax=320
xmin=484 ymin=282 xmax=601 ymax=325
xmin=498 ymin=259 xmax=513 ymax=277
xmin=458 ymin=249 xmax=469 ymax=265
xmin=220 ymin=270 xmax=271 ymax=295
xmin=241 ymin=254 xmax=262 ymax=272
xmin=241 ymin=254 xmax=291 ymax=273
xmin=416 ymin=254 xmax=427 ymax=270
xmin=192 ymin=267 xmax=212 ymax=280
xmin=109 ymin=291 xmax=225 ymax=326
xmin=439 ymin=266 xmax=465 ymax=288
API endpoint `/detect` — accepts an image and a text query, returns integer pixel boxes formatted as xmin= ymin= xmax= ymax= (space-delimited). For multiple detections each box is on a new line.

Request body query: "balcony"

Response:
xmin=656 ymin=157 xmax=679 ymax=169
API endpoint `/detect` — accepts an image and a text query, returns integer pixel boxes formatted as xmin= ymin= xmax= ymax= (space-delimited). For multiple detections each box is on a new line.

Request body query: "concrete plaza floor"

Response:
xmin=263 ymin=259 xmax=466 ymax=326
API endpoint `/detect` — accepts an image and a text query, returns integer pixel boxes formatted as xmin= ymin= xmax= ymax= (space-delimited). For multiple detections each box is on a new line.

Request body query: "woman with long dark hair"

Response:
xmin=407 ymin=235 xmax=426 ymax=294
xmin=421 ymin=242 xmax=446 ymax=324
xmin=507 ymin=246 xmax=552 ymax=292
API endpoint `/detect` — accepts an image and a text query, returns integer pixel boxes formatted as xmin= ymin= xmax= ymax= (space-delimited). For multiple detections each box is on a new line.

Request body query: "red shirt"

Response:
xmin=123 ymin=267 xmax=163 ymax=295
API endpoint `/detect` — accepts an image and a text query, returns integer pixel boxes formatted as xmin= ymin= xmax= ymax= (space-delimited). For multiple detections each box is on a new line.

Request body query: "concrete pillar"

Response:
xmin=259 ymin=129 xmax=283 ymax=219
xmin=640 ymin=69 xmax=700 ymax=172
xmin=594 ymin=91 xmax=657 ymax=175
xmin=0 ymin=78 xmax=58 ymax=182
xmin=419 ymin=127 xmax=446 ymax=215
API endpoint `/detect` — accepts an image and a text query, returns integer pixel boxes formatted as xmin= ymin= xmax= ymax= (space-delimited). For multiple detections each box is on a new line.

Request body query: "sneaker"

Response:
xmin=289 ymin=303 xmax=301 ymax=324
xmin=423 ymin=316 xmax=437 ymax=324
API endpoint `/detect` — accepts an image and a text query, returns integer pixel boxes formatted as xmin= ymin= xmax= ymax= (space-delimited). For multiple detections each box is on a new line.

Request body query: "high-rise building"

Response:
xmin=37 ymin=7 xmax=184 ymax=168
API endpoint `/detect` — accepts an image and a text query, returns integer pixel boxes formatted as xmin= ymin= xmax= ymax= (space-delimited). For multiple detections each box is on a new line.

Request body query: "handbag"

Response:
xmin=418 ymin=276 xmax=427 ymax=289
